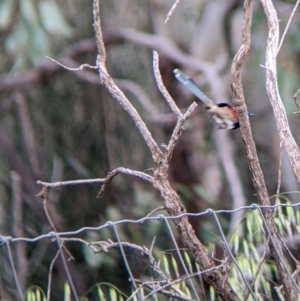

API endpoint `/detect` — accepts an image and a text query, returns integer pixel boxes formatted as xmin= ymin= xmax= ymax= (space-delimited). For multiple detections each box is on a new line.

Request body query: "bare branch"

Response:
xmin=46 ymin=56 xmax=98 ymax=71
xmin=260 ymin=0 xmax=300 ymax=187
xmin=97 ymin=167 xmax=154 ymax=198
xmin=91 ymin=3 xmax=239 ymax=300
xmin=38 ymin=167 xmax=153 ymax=198
xmin=145 ymin=206 xmax=165 ymax=218
xmin=231 ymin=0 xmax=269 ymax=204
xmin=163 ymin=102 xmax=197 ymax=165
xmin=153 ymin=51 xmax=183 ymax=119
xmin=142 ymin=263 xmax=225 ymax=301
xmin=232 ymin=0 xmax=298 ymax=298
xmin=92 ymin=0 xmax=106 ymax=69
xmin=63 ymin=238 xmax=169 ymax=281
xmin=100 ymin=70 xmax=164 ymax=159
xmin=36 ymin=187 xmax=74 ymax=261
xmin=37 ymin=178 xmax=106 ymax=188
xmin=92 ymin=1 xmax=163 ymax=161
xmin=46 ymin=250 xmax=60 ymax=301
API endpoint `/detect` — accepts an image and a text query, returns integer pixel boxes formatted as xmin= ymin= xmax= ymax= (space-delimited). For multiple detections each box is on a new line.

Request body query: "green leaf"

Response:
xmin=64 ymin=282 xmax=71 ymax=301
xmin=39 ymin=0 xmax=73 ymax=37
xmin=97 ymin=286 xmax=107 ymax=301
xmin=21 ymin=0 xmax=39 ymax=26
xmin=5 ymin=19 xmax=29 ymax=71
xmin=108 ymin=286 xmax=118 ymax=301
xmin=0 ymin=0 xmax=14 ymax=28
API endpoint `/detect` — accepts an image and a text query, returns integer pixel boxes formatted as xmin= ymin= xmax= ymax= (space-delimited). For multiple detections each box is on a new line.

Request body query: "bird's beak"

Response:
xmin=248 ymin=112 xmax=255 ymax=117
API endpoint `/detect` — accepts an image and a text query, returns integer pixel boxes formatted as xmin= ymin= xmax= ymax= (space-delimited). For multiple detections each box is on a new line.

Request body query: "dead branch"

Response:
xmin=97 ymin=167 xmax=154 ymax=198
xmin=92 ymin=1 xmax=240 ymax=300
xmin=36 ymin=187 xmax=74 ymax=261
xmin=93 ymin=3 xmax=162 ymax=162
xmin=46 ymin=250 xmax=60 ymax=301
xmin=37 ymin=178 xmax=106 ymax=188
xmin=153 ymin=51 xmax=183 ymax=119
xmin=260 ymin=0 xmax=300 ymax=187
xmin=231 ymin=0 xmax=297 ymax=298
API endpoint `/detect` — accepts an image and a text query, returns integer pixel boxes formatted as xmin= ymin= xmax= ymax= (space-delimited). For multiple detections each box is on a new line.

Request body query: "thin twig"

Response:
xmin=97 ymin=167 xmax=154 ymax=198
xmin=146 ymin=206 xmax=165 ymax=218
xmin=149 ymin=236 xmax=156 ymax=255
xmin=293 ymin=89 xmax=300 ymax=114
xmin=36 ymin=187 xmax=74 ymax=261
xmin=276 ymin=140 xmax=283 ymax=202
xmin=165 ymin=0 xmax=182 ymax=24
xmin=37 ymin=178 xmax=106 ymax=188
xmin=276 ymin=0 xmax=300 ymax=56
xmin=164 ymin=102 xmax=197 ymax=164
xmin=141 ymin=264 xmax=225 ymax=301
xmin=135 ymin=280 xmax=195 ymax=301
xmin=46 ymin=56 xmax=98 ymax=71
xmin=153 ymin=51 xmax=183 ymax=119
xmin=243 ymin=237 xmax=269 ymax=301
xmin=93 ymin=2 xmax=163 ymax=160
xmin=46 ymin=250 xmax=60 ymax=301
xmin=62 ymin=238 xmax=169 ymax=282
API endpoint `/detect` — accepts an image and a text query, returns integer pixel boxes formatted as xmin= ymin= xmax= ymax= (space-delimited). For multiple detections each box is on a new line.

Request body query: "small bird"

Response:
xmin=174 ymin=69 xmax=254 ymax=130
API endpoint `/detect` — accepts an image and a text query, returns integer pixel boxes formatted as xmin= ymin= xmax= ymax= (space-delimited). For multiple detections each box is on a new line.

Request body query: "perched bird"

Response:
xmin=174 ymin=69 xmax=254 ymax=130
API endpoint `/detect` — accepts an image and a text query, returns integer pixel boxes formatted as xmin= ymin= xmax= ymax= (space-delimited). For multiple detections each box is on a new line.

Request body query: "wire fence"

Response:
xmin=1 ymin=202 xmax=300 ymax=301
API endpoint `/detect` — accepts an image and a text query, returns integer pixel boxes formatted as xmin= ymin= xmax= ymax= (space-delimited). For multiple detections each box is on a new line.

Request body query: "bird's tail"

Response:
xmin=173 ymin=69 xmax=215 ymax=107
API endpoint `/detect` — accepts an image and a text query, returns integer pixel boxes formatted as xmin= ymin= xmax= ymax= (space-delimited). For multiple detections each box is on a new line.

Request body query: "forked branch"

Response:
xmin=92 ymin=1 xmax=240 ymax=300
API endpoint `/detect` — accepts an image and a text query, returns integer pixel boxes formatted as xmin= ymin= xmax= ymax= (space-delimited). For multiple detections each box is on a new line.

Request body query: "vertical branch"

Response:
xmin=232 ymin=0 xmax=297 ymax=298
xmin=92 ymin=0 xmax=106 ymax=71
xmin=260 ymin=0 xmax=300 ymax=186
xmin=231 ymin=0 xmax=269 ymax=205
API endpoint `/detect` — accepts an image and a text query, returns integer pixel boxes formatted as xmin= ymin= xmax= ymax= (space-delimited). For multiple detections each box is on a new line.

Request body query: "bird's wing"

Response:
xmin=173 ymin=69 xmax=215 ymax=107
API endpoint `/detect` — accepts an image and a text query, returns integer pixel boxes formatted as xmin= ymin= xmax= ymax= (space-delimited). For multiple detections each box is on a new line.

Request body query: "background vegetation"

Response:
xmin=1 ymin=0 xmax=300 ymax=300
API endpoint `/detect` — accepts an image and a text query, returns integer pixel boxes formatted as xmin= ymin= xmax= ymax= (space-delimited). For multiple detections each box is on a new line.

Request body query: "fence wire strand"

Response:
xmin=4 ymin=237 xmax=24 ymax=301
xmin=52 ymin=232 xmax=79 ymax=301
xmin=1 ymin=201 xmax=300 ymax=301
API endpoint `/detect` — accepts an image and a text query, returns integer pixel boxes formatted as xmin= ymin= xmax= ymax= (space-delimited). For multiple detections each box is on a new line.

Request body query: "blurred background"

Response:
xmin=0 ymin=0 xmax=300 ymax=299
